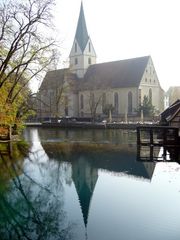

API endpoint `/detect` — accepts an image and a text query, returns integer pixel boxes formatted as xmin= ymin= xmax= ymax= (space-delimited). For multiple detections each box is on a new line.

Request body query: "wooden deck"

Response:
xmin=137 ymin=145 xmax=180 ymax=163
xmin=137 ymin=126 xmax=180 ymax=146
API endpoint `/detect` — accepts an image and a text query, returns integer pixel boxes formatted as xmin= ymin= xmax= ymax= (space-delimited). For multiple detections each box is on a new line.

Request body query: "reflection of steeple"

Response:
xmin=72 ymin=156 xmax=98 ymax=227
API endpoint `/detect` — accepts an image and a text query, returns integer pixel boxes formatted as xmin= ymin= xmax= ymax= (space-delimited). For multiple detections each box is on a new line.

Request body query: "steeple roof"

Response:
xmin=75 ymin=2 xmax=89 ymax=52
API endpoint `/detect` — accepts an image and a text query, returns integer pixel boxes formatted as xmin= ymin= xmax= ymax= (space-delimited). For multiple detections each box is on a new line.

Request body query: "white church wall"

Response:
xmin=79 ymin=87 xmax=139 ymax=117
xmin=68 ymin=93 xmax=79 ymax=117
xmin=69 ymin=38 xmax=96 ymax=78
xmin=110 ymin=88 xmax=138 ymax=114
xmin=140 ymin=57 xmax=164 ymax=114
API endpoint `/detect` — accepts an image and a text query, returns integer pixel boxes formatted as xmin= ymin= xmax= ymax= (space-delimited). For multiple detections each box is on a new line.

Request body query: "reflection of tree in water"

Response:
xmin=0 ymin=142 xmax=74 ymax=240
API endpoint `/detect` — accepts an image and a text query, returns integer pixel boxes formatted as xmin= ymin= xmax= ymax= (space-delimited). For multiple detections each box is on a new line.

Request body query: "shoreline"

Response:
xmin=25 ymin=122 xmax=157 ymax=130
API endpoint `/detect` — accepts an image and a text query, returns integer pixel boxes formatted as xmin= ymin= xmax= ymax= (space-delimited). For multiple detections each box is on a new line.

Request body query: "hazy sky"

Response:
xmin=54 ymin=0 xmax=180 ymax=92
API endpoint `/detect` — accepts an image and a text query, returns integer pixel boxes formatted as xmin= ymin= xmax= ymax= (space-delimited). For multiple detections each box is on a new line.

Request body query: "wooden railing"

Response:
xmin=137 ymin=126 xmax=179 ymax=146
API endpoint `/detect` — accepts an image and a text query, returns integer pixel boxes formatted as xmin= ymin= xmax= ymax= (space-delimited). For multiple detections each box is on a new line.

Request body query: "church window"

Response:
xmin=138 ymin=89 xmax=141 ymax=105
xmin=102 ymin=93 xmax=106 ymax=112
xmin=145 ymin=78 xmax=147 ymax=82
xmin=80 ymin=94 xmax=84 ymax=109
xmin=90 ymin=92 xmax=95 ymax=109
xmin=88 ymin=57 xmax=91 ymax=64
xmin=149 ymin=88 xmax=152 ymax=104
xmin=75 ymin=58 xmax=78 ymax=65
xmin=75 ymin=42 xmax=77 ymax=52
xmin=114 ymin=92 xmax=119 ymax=114
xmin=64 ymin=96 xmax=68 ymax=116
xmin=128 ymin=91 xmax=133 ymax=114
xmin=89 ymin=42 xmax=91 ymax=52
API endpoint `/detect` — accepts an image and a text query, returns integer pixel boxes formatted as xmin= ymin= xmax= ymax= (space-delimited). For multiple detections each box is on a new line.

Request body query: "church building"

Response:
xmin=37 ymin=2 xmax=164 ymax=120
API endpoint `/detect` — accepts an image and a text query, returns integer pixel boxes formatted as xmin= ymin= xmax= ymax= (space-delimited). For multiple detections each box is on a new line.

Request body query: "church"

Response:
xmin=37 ymin=2 xmax=164 ymax=120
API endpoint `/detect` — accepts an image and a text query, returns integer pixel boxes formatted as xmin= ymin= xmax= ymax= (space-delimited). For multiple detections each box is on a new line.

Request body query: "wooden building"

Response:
xmin=160 ymin=99 xmax=180 ymax=128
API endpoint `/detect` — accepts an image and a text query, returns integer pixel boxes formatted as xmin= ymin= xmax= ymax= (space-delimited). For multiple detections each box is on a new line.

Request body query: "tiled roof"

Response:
xmin=160 ymin=99 xmax=180 ymax=122
xmin=39 ymin=69 xmax=78 ymax=91
xmin=81 ymin=56 xmax=150 ymax=90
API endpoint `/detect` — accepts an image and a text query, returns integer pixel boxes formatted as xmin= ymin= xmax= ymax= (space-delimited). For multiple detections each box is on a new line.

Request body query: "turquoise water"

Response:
xmin=0 ymin=127 xmax=180 ymax=240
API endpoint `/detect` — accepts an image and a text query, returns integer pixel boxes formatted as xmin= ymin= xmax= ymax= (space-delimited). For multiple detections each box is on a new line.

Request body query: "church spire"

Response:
xmin=69 ymin=2 xmax=96 ymax=78
xmin=75 ymin=2 xmax=89 ymax=52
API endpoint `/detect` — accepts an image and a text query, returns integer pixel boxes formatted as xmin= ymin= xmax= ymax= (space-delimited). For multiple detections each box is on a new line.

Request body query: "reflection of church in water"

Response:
xmin=72 ymin=157 xmax=98 ymax=227
xmin=41 ymin=141 xmax=157 ymax=227
xmin=70 ymin=150 xmax=156 ymax=227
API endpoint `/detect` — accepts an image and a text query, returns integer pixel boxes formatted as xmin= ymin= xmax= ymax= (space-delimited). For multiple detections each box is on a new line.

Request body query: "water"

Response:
xmin=0 ymin=127 xmax=180 ymax=240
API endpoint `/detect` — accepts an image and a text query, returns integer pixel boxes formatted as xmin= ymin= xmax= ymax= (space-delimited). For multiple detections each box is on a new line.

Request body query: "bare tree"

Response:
xmin=88 ymin=91 xmax=103 ymax=122
xmin=0 ymin=0 xmax=59 ymax=127
xmin=35 ymin=69 xmax=74 ymax=119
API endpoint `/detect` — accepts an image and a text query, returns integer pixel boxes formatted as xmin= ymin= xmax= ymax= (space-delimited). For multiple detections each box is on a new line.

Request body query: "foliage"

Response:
xmin=135 ymin=95 xmax=156 ymax=117
xmin=0 ymin=0 xmax=59 ymax=129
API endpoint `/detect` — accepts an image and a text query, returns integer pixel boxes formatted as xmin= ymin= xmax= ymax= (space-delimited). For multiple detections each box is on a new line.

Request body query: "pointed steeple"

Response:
xmin=75 ymin=2 xmax=89 ymax=52
xmin=69 ymin=2 xmax=96 ymax=78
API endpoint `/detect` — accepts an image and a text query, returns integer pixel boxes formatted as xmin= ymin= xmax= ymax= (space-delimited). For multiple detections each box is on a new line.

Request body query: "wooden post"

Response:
xmin=150 ymin=128 xmax=153 ymax=145
xmin=136 ymin=145 xmax=141 ymax=161
xmin=8 ymin=125 xmax=12 ymax=140
xmin=137 ymin=127 xmax=141 ymax=145
xmin=163 ymin=128 xmax=166 ymax=145
xmin=162 ymin=147 xmax=167 ymax=160
xmin=174 ymin=128 xmax=179 ymax=145
xmin=150 ymin=145 xmax=154 ymax=160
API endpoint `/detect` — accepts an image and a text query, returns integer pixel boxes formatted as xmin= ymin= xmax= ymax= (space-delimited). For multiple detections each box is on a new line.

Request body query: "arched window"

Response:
xmin=102 ymin=92 xmax=106 ymax=111
xmin=89 ymin=42 xmax=91 ymax=52
xmin=75 ymin=58 xmax=78 ymax=65
xmin=64 ymin=96 xmax=68 ymax=116
xmin=80 ymin=94 xmax=84 ymax=109
xmin=149 ymin=88 xmax=152 ymax=104
xmin=138 ymin=89 xmax=141 ymax=105
xmin=114 ymin=92 xmax=119 ymax=114
xmin=90 ymin=92 xmax=95 ymax=107
xmin=75 ymin=42 xmax=77 ymax=52
xmin=128 ymin=91 xmax=133 ymax=113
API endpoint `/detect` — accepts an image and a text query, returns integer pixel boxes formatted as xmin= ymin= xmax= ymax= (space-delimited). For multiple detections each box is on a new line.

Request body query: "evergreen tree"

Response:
xmin=136 ymin=95 xmax=156 ymax=117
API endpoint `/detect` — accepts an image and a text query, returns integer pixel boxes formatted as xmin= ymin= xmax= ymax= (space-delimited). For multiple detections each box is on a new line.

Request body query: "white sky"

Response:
xmin=53 ymin=0 xmax=180 ymax=92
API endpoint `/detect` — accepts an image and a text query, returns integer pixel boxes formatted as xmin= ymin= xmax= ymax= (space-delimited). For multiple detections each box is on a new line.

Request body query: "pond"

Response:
xmin=0 ymin=127 xmax=180 ymax=240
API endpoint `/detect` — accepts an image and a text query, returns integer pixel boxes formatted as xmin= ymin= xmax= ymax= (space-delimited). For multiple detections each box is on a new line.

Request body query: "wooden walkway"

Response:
xmin=137 ymin=126 xmax=180 ymax=146
xmin=137 ymin=145 xmax=180 ymax=162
